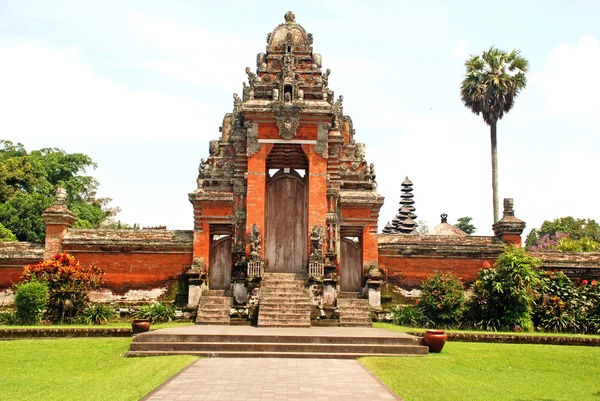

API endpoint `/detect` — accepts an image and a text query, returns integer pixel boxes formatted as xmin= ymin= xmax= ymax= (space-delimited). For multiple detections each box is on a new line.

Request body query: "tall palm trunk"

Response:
xmin=490 ymin=120 xmax=499 ymax=223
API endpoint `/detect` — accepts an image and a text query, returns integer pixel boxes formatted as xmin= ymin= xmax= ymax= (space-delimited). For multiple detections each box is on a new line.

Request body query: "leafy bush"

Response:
xmin=533 ymin=271 xmax=579 ymax=333
xmin=465 ymin=246 xmax=541 ymax=331
xmin=418 ymin=271 xmax=465 ymax=328
xmin=391 ymin=305 xmax=430 ymax=327
xmin=0 ymin=309 xmax=16 ymax=325
xmin=80 ymin=303 xmax=117 ymax=325
xmin=13 ymin=280 xmax=49 ymax=325
xmin=135 ymin=302 xmax=175 ymax=324
xmin=22 ymin=253 xmax=103 ymax=323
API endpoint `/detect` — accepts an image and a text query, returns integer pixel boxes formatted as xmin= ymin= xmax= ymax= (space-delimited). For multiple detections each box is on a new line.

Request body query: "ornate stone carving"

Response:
xmin=284 ymin=11 xmax=296 ymax=23
xmin=272 ymin=88 xmax=279 ymax=100
xmin=256 ymin=53 xmax=267 ymax=70
xmin=322 ymin=68 xmax=331 ymax=89
xmin=309 ymin=225 xmax=325 ymax=262
xmin=209 ymin=140 xmax=219 ymax=156
xmin=314 ymin=122 xmax=329 ymax=158
xmin=245 ymin=67 xmax=260 ymax=87
xmin=188 ymin=257 xmax=206 ymax=275
xmin=312 ymin=53 xmax=322 ymax=70
xmin=249 ymin=223 xmax=262 ymax=261
xmin=55 ymin=187 xmax=67 ymax=205
xmin=233 ymin=93 xmax=242 ymax=113
xmin=332 ymin=95 xmax=343 ymax=128
xmin=354 ymin=143 xmax=366 ymax=160
xmin=246 ymin=121 xmax=260 ymax=156
xmin=274 ymin=107 xmax=300 ymax=140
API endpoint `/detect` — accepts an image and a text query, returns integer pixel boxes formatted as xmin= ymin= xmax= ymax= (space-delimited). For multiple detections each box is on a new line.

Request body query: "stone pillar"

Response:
xmin=493 ymin=198 xmax=526 ymax=247
xmin=41 ymin=188 xmax=77 ymax=260
xmin=246 ymin=143 xmax=271 ymax=259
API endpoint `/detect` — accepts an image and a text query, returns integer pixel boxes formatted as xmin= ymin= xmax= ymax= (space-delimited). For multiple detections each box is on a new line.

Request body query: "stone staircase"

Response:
xmin=195 ymin=290 xmax=231 ymax=325
xmin=126 ymin=326 xmax=428 ymax=358
xmin=257 ymin=273 xmax=311 ymax=327
xmin=338 ymin=292 xmax=372 ymax=327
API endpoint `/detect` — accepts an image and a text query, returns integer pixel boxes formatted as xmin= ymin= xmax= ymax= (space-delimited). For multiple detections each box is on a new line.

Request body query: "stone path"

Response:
xmin=142 ymin=358 xmax=402 ymax=401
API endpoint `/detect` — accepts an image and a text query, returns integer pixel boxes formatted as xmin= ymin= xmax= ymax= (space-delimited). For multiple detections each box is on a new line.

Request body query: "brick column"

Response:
xmin=303 ymin=144 xmax=328 ymax=256
xmin=41 ymin=188 xmax=77 ymax=260
xmin=246 ymin=143 xmax=272 ymax=259
xmin=493 ymin=198 xmax=526 ymax=247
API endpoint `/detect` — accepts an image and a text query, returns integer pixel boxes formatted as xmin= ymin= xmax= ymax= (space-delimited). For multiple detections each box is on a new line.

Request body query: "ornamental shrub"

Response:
xmin=418 ymin=271 xmax=465 ymax=328
xmin=465 ymin=246 xmax=541 ymax=331
xmin=135 ymin=302 xmax=175 ymax=323
xmin=391 ymin=305 xmax=430 ymax=327
xmin=22 ymin=253 xmax=103 ymax=323
xmin=14 ymin=280 xmax=49 ymax=325
xmin=80 ymin=303 xmax=117 ymax=325
xmin=533 ymin=270 xmax=579 ymax=333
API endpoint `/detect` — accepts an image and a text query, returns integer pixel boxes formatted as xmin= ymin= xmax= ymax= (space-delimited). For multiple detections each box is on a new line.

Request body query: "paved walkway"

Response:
xmin=142 ymin=357 xmax=402 ymax=401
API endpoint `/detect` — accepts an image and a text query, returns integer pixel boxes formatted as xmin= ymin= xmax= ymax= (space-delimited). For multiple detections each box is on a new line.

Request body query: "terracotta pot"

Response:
xmin=131 ymin=319 xmax=151 ymax=334
xmin=424 ymin=329 xmax=447 ymax=353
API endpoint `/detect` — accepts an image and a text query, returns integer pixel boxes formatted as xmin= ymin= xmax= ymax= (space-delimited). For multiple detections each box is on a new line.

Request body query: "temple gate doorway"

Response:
xmin=209 ymin=233 xmax=232 ymax=290
xmin=340 ymin=233 xmax=362 ymax=292
xmin=264 ymin=144 xmax=308 ymax=274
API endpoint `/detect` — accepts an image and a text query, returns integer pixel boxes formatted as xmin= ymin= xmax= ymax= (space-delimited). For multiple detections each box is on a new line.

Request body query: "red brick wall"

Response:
xmin=66 ymin=251 xmax=193 ymax=294
xmin=246 ymin=143 xmax=272 ymax=258
xmin=304 ymin=144 xmax=327 ymax=255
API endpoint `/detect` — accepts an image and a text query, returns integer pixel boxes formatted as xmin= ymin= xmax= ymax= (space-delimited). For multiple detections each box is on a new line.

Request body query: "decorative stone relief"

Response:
xmin=246 ymin=121 xmax=260 ymax=156
xmin=233 ymin=93 xmax=242 ymax=113
xmin=309 ymin=225 xmax=325 ymax=262
xmin=312 ymin=53 xmax=322 ymax=70
xmin=314 ymin=122 xmax=329 ymax=158
xmin=249 ymin=223 xmax=262 ymax=261
xmin=354 ymin=143 xmax=366 ymax=160
xmin=274 ymin=107 xmax=300 ymax=140
xmin=209 ymin=140 xmax=219 ymax=156
xmin=256 ymin=53 xmax=267 ymax=70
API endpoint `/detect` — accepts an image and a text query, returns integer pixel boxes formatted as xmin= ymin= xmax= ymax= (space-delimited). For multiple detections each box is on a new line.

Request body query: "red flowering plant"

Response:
xmin=22 ymin=253 xmax=103 ymax=323
xmin=418 ymin=271 xmax=465 ymax=328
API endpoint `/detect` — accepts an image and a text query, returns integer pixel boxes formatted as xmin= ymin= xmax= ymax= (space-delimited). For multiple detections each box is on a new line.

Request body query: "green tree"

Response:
xmin=460 ymin=47 xmax=529 ymax=223
xmin=0 ymin=222 xmax=17 ymax=242
xmin=526 ymin=217 xmax=600 ymax=248
xmin=0 ymin=141 xmax=118 ymax=242
xmin=454 ymin=216 xmax=477 ymax=235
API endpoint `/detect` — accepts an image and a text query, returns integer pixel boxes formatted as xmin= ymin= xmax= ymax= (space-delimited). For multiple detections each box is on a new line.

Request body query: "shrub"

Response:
xmin=533 ymin=270 xmax=579 ymax=333
xmin=135 ymin=302 xmax=175 ymax=324
xmin=391 ymin=305 xmax=430 ymax=327
xmin=13 ymin=281 xmax=49 ymax=325
xmin=22 ymin=253 xmax=103 ymax=323
xmin=418 ymin=271 xmax=465 ymax=328
xmin=465 ymin=246 xmax=541 ymax=331
xmin=80 ymin=303 xmax=117 ymax=325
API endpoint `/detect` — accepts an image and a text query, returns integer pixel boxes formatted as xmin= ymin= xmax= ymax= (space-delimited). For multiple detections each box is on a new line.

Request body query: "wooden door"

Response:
xmin=341 ymin=237 xmax=362 ymax=291
xmin=265 ymin=169 xmax=307 ymax=273
xmin=210 ymin=235 xmax=232 ymax=290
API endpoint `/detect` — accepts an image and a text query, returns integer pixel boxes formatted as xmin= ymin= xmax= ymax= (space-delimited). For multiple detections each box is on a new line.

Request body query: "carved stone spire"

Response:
xmin=390 ymin=177 xmax=418 ymax=234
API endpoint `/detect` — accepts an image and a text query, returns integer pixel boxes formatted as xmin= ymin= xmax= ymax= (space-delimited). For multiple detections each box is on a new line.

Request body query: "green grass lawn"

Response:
xmin=0 ymin=321 xmax=194 ymax=330
xmin=0 ymin=338 xmax=195 ymax=401
xmin=362 ymin=341 xmax=600 ymax=401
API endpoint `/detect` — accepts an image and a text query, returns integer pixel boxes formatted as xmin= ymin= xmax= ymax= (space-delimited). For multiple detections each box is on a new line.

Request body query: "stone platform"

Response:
xmin=127 ymin=325 xmax=427 ymax=358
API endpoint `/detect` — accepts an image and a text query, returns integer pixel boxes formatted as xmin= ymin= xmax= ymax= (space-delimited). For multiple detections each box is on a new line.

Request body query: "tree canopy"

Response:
xmin=0 ymin=141 xmax=117 ymax=242
xmin=526 ymin=217 xmax=600 ymax=252
xmin=455 ymin=216 xmax=477 ymax=235
xmin=460 ymin=46 xmax=529 ymax=223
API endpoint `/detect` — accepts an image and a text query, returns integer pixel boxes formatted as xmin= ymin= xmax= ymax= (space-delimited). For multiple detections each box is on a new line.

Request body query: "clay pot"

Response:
xmin=131 ymin=319 xmax=151 ymax=334
xmin=424 ymin=329 xmax=447 ymax=353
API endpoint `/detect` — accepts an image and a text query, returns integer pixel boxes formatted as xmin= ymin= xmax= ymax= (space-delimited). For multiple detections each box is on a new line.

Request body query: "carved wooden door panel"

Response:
xmin=265 ymin=170 xmax=307 ymax=273
xmin=210 ymin=235 xmax=232 ymax=290
xmin=340 ymin=237 xmax=362 ymax=292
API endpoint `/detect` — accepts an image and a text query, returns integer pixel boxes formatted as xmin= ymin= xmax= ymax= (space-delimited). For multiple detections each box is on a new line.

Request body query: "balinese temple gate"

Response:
xmin=188 ymin=12 xmax=383 ymax=327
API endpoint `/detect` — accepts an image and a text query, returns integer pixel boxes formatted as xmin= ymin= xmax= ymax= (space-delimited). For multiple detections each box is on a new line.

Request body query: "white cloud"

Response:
xmin=532 ymin=35 xmax=600 ymax=119
xmin=0 ymin=42 xmax=216 ymax=145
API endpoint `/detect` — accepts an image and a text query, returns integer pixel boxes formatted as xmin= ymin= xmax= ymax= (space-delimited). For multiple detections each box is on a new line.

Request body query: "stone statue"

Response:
xmin=369 ymin=163 xmax=376 ymax=181
xmin=221 ymin=115 xmax=232 ymax=143
xmin=188 ymin=257 xmax=206 ymax=275
xmin=233 ymin=93 xmax=242 ymax=112
xmin=284 ymin=91 xmax=292 ymax=103
xmin=245 ymin=67 xmax=260 ymax=86
xmin=298 ymin=89 xmax=304 ymax=101
xmin=55 ymin=187 xmax=67 ymax=205
xmin=209 ymin=140 xmax=219 ymax=156
xmin=309 ymin=225 xmax=325 ymax=262
xmin=322 ymin=68 xmax=331 ymax=88
xmin=332 ymin=95 xmax=344 ymax=128
xmin=312 ymin=53 xmax=322 ymax=70
xmin=249 ymin=223 xmax=262 ymax=261
xmin=354 ymin=143 xmax=366 ymax=160
xmin=256 ymin=53 xmax=267 ymax=70
xmin=272 ymin=88 xmax=279 ymax=100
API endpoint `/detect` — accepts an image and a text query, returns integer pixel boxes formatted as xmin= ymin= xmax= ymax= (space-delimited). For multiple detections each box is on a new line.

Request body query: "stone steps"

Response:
xmin=195 ymin=290 xmax=232 ymax=325
xmin=338 ymin=297 xmax=372 ymax=327
xmin=257 ymin=272 xmax=311 ymax=327
xmin=126 ymin=328 xmax=428 ymax=358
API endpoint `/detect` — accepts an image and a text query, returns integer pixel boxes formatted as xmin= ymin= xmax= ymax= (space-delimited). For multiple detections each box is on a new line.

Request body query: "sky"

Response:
xmin=1 ymin=0 xmax=599 ymax=237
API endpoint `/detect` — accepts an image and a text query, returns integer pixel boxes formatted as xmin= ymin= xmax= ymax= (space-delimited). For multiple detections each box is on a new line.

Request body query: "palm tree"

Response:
xmin=460 ymin=46 xmax=529 ymax=223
